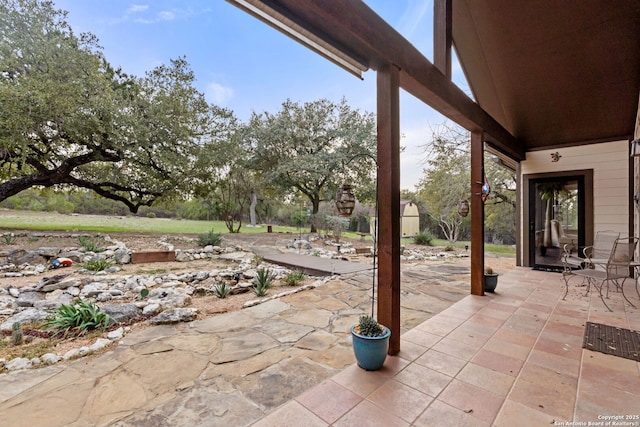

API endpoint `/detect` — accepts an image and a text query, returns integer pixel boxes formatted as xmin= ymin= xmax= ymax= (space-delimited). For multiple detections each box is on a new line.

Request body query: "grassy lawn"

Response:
xmin=0 ymin=209 xmax=517 ymax=256
xmin=430 ymin=238 xmax=516 ymax=257
xmin=0 ymin=209 xmax=297 ymax=235
xmin=0 ymin=209 xmax=366 ymax=239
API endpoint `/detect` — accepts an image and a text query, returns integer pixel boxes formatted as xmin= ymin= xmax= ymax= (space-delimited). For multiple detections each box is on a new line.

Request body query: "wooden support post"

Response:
xmin=470 ymin=130 xmax=485 ymax=295
xmin=376 ymin=63 xmax=401 ymax=355
xmin=434 ymin=0 xmax=452 ymax=79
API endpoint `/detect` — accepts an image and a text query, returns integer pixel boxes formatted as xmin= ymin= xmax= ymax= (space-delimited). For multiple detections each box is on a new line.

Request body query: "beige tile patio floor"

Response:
xmin=255 ymin=267 xmax=640 ymax=426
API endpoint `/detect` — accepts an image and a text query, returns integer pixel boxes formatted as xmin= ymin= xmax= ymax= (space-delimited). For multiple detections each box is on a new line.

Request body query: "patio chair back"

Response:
xmin=606 ymin=236 xmax=638 ymax=279
xmin=589 ymin=230 xmax=620 ymax=260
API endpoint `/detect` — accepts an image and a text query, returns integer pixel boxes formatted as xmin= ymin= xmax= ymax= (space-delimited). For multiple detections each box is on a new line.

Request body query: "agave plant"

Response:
xmin=214 ymin=282 xmax=231 ymax=299
xmin=253 ymin=268 xmax=275 ymax=296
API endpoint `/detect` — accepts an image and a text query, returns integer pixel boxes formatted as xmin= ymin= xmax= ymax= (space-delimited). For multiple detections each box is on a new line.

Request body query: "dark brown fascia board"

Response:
xmin=249 ymin=0 xmax=525 ymax=161
xmin=524 ymin=134 xmax=635 ymax=152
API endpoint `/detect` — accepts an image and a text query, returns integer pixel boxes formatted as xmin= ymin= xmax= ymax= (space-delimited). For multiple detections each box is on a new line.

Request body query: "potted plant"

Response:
xmin=350 ymin=315 xmax=391 ymax=371
xmin=483 ymin=266 xmax=499 ymax=292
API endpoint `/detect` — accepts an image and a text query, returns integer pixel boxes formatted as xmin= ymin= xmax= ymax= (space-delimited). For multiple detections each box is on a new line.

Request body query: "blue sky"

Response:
xmin=54 ymin=0 xmax=469 ymax=190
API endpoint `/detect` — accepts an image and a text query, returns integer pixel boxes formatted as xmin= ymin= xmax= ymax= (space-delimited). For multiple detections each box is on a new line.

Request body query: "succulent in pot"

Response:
xmin=350 ymin=315 xmax=391 ymax=371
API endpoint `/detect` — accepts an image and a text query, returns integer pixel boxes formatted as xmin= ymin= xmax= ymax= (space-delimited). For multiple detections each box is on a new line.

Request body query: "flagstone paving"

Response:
xmin=0 ymin=257 xmax=474 ymax=426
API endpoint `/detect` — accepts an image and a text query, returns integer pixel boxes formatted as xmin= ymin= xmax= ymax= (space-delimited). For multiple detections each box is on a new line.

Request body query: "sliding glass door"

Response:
xmin=529 ymin=177 xmax=584 ymax=271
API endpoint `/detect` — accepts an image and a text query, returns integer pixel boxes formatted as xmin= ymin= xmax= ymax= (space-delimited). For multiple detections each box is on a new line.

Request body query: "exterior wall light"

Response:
xmin=630 ymin=138 xmax=640 ymax=157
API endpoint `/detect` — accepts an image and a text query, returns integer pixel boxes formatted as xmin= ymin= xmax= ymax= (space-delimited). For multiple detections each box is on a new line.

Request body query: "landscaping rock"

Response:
xmin=0 ymin=308 xmax=49 ymax=330
xmin=107 ymin=327 xmax=124 ymax=340
xmin=114 ymin=249 xmax=131 ymax=264
xmin=5 ymin=357 xmax=32 ymax=371
xmin=101 ymin=303 xmax=142 ymax=324
xmin=89 ymin=338 xmax=112 ymax=352
xmin=16 ymin=291 xmax=44 ymax=307
xmin=8 ymin=249 xmax=48 ymax=266
xmin=149 ymin=308 xmax=198 ymax=324
xmin=41 ymin=277 xmax=81 ymax=292
xmin=41 ymin=353 xmax=63 ymax=365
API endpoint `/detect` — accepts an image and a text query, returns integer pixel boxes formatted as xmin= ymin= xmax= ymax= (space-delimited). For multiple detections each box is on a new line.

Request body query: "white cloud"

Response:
xmin=205 ymin=82 xmax=234 ymax=106
xmin=399 ymin=125 xmax=429 ymax=190
xmin=398 ymin=0 xmax=430 ymax=40
xmin=127 ymin=4 xmax=148 ymax=14
xmin=107 ymin=4 xmax=188 ymax=25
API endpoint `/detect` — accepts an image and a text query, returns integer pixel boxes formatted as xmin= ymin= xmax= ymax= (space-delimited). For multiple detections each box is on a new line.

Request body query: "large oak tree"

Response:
xmin=0 ymin=0 xmax=230 ymax=212
xmin=245 ymin=98 xmax=377 ymax=232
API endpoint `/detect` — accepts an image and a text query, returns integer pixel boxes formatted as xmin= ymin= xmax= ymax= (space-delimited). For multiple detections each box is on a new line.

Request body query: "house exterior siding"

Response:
xmin=519 ymin=140 xmax=629 ymax=265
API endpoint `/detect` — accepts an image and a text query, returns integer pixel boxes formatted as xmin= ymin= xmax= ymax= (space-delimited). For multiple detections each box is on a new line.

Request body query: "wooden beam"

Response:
xmin=254 ymin=0 xmax=524 ymax=161
xmin=434 ymin=0 xmax=452 ymax=79
xmin=470 ymin=130 xmax=485 ymax=295
xmin=376 ymin=64 xmax=401 ymax=355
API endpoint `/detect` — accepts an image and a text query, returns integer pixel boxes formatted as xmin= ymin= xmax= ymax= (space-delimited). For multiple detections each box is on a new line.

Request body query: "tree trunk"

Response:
xmin=249 ymin=192 xmax=257 ymax=227
xmin=310 ymin=196 xmax=320 ymax=233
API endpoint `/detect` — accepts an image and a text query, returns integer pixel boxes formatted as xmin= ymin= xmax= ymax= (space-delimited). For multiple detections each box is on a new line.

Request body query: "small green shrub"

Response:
xmin=11 ymin=322 xmax=23 ymax=346
xmin=197 ymin=230 xmax=222 ymax=247
xmin=84 ymin=257 xmax=114 ymax=272
xmin=146 ymin=212 xmax=156 ymax=218
xmin=139 ymin=288 xmax=149 ymax=299
xmin=253 ymin=268 xmax=274 ymax=296
xmin=78 ymin=236 xmax=106 ymax=253
xmin=253 ymin=254 xmax=264 ymax=265
xmin=44 ymin=301 xmax=110 ymax=337
xmin=444 ymin=244 xmax=455 ymax=251
xmin=290 ymin=211 xmax=307 ymax=228
xmin=413 ymin=230 xmax=434 ymax=246
xmin=214 ymin=282 xmax=231 ymax=298
xmin=355 ymin=315 xmax=383 ymax=337
xmin=325 ymin=215 xmax=349 ymax=243
xmin=283 ymin=270 xmax=305 ymax=286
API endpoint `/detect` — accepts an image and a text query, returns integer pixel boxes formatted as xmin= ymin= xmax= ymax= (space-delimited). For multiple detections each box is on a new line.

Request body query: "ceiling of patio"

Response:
xmin=452 ymin=0 xmax=640 ymax=151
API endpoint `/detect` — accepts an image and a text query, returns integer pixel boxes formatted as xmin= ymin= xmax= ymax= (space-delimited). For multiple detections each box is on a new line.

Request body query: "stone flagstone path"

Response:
xmin=0 ymin=259 xmax=476 ymax=426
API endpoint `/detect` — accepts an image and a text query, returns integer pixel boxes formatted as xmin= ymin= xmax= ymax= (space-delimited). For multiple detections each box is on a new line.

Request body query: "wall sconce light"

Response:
xmin=457 ymin=200 xmax=469 ymax=217
xmin=335 ymin=184 xmax=356 ymax=217
xmin=630 ymin=138 xmax=640 ymax=157
xmin=550 ymin=152 xmax=562 ymax=162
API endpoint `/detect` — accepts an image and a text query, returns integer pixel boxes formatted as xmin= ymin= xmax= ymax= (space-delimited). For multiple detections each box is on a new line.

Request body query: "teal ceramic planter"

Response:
xmin=350 ymin=325 xmax=391 ymax=371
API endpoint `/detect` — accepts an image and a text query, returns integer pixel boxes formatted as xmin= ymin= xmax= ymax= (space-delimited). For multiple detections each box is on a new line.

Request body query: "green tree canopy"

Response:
xmin=0 ymin=0 xmax=231 ymax=212
xmin=245 ymin=98 xmax=377 ymax=231
xmin=417 ymin=123 xmax=516 ymax=244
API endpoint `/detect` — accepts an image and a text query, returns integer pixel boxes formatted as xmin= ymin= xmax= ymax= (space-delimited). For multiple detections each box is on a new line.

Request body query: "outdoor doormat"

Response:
xmin=582 ymin=322 xmax=640 ymax=362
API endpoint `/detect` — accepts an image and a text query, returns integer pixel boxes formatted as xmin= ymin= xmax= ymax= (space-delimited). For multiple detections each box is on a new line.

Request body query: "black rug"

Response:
xmin=582 ymin=322 xmax=640 ymax=362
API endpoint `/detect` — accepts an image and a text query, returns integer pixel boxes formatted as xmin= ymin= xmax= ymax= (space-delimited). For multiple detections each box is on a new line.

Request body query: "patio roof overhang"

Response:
xmin=453 ymin=0 xmax=640 ymax=150
xmin=226 ymin=0 xmax=525 ymax=162
xmin=228 ymin=0 xmax=640 ymax=158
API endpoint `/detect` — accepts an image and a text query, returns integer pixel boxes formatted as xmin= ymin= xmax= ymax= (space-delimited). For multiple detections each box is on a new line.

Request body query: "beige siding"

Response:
xmin=520 ymin=140 xmax=629 ymax=241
